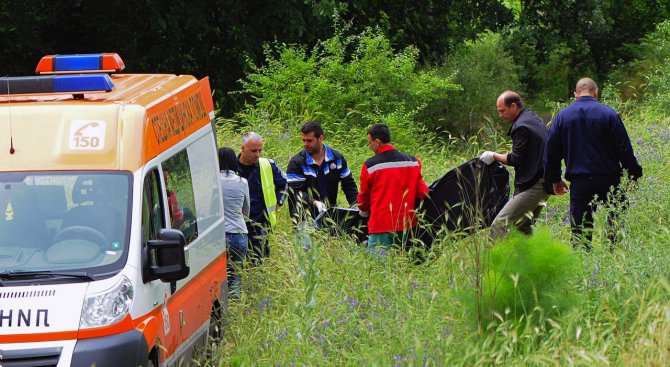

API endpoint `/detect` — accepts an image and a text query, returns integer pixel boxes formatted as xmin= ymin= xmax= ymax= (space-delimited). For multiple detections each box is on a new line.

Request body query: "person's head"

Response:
xmin=240 ymin=132 xmax=263 ymax=165
xmin=366 ymin=123 xmax=391 ymax=153
xmin=218 ymin=147 xmax=238 ymax=174
xmin=496 ymin=91 xmax=524 ymax=123
xmin=162 ymin=169 xmax=170 ymax=186
xmin=300 ymin=120 xmax=325 ymax=156
xmin=574 ymin=77 xmax=598 ymax=99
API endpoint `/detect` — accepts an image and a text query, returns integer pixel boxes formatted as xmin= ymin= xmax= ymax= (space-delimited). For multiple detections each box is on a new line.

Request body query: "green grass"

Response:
xmin=206 ymin=104 xmax=670 ymax=366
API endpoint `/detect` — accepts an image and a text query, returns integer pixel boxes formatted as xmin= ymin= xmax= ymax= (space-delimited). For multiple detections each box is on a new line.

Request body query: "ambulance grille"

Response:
xmin=0 ymin=347 xmax=61 ymax=367
xmin=0 ymin=290 xmax=56 ymax=299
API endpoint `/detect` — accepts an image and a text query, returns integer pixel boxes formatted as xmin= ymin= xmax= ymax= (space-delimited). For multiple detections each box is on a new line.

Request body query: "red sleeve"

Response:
xmin=356 ymin=164 xmax=371 ymax=212
xmin=416 ymin=159 xmax=429 ymax=199
xmin=168 ymin=191 xmax=184 ymax=226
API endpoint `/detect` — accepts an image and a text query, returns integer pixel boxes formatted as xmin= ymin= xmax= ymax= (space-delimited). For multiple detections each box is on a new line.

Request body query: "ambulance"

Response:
xmin=0 ymin=53 xmax=227 ymax=366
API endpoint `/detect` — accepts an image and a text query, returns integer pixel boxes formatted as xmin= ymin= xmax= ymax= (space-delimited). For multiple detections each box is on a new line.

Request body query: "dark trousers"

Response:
xmin=246 ymin=222 xmax=269 ymax=266
xmin=569 ymin=175 xmax=625 ymax=250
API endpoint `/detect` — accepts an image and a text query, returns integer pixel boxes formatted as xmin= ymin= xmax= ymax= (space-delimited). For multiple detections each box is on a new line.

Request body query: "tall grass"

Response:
xmin=202 ymin=96 xmax=670 ymax=366
xmin=203 ymin=21 xmax=670 ymax=366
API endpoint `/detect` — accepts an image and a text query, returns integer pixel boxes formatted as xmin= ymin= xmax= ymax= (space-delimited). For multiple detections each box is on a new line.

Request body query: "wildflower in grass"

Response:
xmin=274 ymin=328 xmax=288 ymax=341
xmin=561 ymin=214 xmax=570 ymax=226
xmin=258 ymin=297 xmax=271 ymax=311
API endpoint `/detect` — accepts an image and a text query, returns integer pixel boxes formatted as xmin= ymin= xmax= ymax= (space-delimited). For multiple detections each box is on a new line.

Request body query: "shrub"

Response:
xmin=233 ymin=25 xmax=459 ymax=148
xmin=642 ymin=20 xmax=670 ymax=115
xmin=435 ymin=31 xmax=522 ymax=134
xmin=608 ymin=20 xmax=670 ymax=115
xmin=480 ymin=229 xmax=582 ymax=326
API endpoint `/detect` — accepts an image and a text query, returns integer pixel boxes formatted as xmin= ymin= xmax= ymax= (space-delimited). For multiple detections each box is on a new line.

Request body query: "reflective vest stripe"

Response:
xmin=259 ymin=158 xmax=277 ymax=226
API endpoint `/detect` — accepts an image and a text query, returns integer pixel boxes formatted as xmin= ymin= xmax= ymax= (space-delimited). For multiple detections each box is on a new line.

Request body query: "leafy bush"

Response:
xmin=608 ymin=20 xmax=670 ymax=114
xmin=435 ymin=32 xmax=522 ymax=134
xmin=233 ymin=26 xmax=459 ymax=148
xmin=642 ymin=20 xmax=670 ymax=115
xmin=480 ymin=229 xmax=582 ymax=326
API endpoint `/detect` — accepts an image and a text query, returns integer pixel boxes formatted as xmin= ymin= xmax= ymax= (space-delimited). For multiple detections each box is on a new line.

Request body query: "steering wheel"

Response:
xmin=53 ymin=226 xmax=108 ymax=250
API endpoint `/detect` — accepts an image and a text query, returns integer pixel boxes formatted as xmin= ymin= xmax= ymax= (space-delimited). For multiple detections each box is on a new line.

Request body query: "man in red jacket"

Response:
xmin=357 ymin=123 xmax=430 ymax=250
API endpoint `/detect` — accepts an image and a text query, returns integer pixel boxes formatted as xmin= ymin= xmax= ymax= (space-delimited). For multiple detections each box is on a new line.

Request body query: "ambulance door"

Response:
xmin=140 ymin=168 xmax=182 ymax=363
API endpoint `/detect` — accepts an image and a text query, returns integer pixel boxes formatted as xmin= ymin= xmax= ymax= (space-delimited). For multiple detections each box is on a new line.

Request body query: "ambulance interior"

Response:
xmin=0 ymin=172 xmax=129 ymax=274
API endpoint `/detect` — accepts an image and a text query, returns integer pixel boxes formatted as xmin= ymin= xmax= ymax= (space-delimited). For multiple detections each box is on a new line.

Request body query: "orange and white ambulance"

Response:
xmin=0 ymin=53 xmax=227 ymax=366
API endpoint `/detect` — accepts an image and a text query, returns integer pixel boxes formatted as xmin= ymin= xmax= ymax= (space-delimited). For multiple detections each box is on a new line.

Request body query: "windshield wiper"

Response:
xmin=0 ymin=270 xmax=95 ymax=281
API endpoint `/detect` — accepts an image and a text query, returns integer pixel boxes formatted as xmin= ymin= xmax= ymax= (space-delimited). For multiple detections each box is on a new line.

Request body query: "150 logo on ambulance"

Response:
xmin=69 ymin=120 xmax=106 ymax=150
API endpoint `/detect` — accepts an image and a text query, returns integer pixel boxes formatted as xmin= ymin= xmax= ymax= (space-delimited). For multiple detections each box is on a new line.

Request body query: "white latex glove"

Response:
xmin=480 ymin=151 xmax=495 ymax=165
xmin=313 ymin=200 xmax=327 ymax=213
xmin=359 ymin=210 xmax=370 ymax=218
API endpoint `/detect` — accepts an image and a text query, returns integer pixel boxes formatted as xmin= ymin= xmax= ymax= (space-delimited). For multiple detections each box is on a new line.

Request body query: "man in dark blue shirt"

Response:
xmin=544 ymin=78 xmax=642 ymax=250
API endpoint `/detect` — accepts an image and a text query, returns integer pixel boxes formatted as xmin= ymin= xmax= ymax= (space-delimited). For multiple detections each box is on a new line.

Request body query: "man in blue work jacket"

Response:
xmin=286 ymin=120 xmax=358 ymax=224
xmin=237 ymin=132 xmax=287 ymax=264
xmin=544 ymin=78 xmax=642 ymax=250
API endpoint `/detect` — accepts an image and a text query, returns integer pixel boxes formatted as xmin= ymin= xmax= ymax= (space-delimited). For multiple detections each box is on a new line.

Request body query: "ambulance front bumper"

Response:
xmin=0 ymin=329 xmax=149 ymax=367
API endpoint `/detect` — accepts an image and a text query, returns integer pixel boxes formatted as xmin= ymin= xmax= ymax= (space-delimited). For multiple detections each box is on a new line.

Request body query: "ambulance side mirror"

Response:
xmin=143 ymin=229 xmax=190 ymax=283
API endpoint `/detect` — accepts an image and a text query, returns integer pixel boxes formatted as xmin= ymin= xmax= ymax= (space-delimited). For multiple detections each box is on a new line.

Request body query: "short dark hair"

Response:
xmin=218 ymin=147 xmax=238 ymax=174
xmin=301 ymin=120 xmax=324 ymax=137
xmin=367 ymin=123 xmax=391 ymax=144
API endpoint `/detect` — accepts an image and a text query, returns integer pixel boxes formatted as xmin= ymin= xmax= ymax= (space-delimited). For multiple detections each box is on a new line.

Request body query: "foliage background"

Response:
xmin=3 ymin=0 xmax=669 ymax=124
xmin=3 ymin=1 xmax=670 ymax=365
xmin=209 ymin=18 xmax=670 ymax=366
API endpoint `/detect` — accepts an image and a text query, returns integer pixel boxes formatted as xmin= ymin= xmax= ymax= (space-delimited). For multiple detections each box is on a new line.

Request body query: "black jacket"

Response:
xmin=507 ymin=108 xmax=548 ymax=193
xmin=286 ymin=145 xmax=358 ymax=220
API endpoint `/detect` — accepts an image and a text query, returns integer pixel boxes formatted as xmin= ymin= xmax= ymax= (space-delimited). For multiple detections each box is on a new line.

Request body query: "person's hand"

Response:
xmin=359 ymin=210 xmax=369 ymax=218
xmin=552 ymin=181 xmax=569 ymax=195
xmin=480 ymin=151 xmax=495 ymax=165
xmin=313 ymin=200 xmax=327 ymax=213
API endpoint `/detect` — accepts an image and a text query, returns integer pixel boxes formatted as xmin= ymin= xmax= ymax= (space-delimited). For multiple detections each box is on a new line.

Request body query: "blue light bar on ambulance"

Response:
xmin=35 ymin=53 xmax=125 ymax=74
xmin=0 ymin=74 xmax=115 ymax=95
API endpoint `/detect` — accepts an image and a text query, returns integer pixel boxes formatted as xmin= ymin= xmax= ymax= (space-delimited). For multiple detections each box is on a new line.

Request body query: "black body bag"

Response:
xmin=417 ymin=158 xmax=510 ymax=247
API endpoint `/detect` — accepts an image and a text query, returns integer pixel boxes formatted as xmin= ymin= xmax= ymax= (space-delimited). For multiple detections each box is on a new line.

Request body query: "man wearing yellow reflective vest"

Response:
xmin=237 ymin=132 xmax=288 ymax=265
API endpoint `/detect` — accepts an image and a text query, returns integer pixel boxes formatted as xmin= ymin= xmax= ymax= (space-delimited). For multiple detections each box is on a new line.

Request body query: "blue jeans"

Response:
xmin=226 ymin=233 xmax=248 ymax=297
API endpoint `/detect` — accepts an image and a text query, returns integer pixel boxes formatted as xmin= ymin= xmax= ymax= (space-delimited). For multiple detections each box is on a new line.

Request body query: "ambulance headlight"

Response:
xmin=80 ymin=276 xmax=134 ymax=328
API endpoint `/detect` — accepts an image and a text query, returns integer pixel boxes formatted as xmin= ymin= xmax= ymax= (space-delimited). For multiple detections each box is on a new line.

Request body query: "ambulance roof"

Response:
xmin=0 ymin=73 xmax=214 ymax=172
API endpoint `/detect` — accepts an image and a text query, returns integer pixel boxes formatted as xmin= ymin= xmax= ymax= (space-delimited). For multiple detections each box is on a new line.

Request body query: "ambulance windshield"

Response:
xmin=0 ymin=171 xmax=131 ymax=277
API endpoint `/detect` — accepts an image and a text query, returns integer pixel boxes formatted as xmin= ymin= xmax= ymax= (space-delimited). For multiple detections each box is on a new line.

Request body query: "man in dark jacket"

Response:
xmin=480 ymin=91 xmax=549 ymax=238
xmin=358 ymin=123 xmax=429 ymax=250
xmin=287 ymin=121 xmax=358 ymax=223
xmin=544 ymin=78 xmax=642 ymax=250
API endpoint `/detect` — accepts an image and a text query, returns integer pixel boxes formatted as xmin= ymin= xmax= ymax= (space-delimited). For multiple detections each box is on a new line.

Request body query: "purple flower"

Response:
xmin=561 ymin=214 xmax=570 ymax=227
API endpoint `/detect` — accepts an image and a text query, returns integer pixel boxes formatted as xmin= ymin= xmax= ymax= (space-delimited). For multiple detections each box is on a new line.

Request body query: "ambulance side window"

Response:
xmin=141 ymin=169 xmax=165 ymax=243
xmin=162 ymin=150 xmax=198 ymax=243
